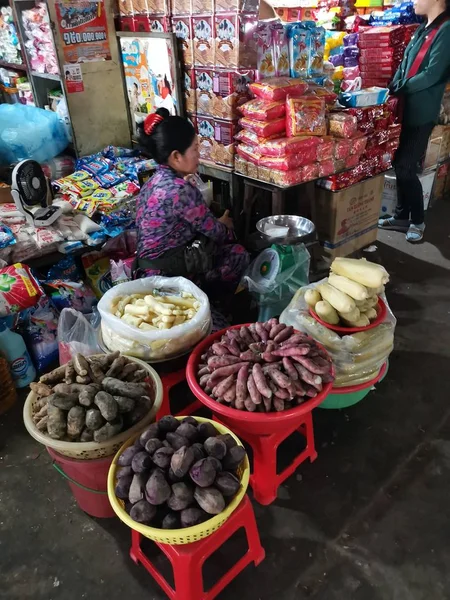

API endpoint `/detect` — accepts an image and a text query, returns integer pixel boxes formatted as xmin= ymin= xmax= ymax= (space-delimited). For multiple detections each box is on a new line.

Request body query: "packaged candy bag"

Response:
xmin=308 ymin=25 xmax=325 ymax=76
xmin=259 ymin=147 xmax=317 ymax=171
xmin=255 ymin=22 xmax=276 ymax=79
xmin=239 ymin=116 xmax=286 ymax=138
xmin=328 ymin=113 xmax=358 ymax=138
xmin=334 ymin=138 xmax=353 ymax=160
xmin=288 ymin=24 xmax=310 ymax=78
xmin=0 ymin=263 xmax=43 ymax=317
xmin=235 ymin=129 xmax=283 ymax=146
xmin=259 ymin=135 xmax=320 ymax=157
xmin=272 ymin=22 xmax=290 ymax=77
xmin=239 ymin=98 xmax=286 ymax=121
xmin=249 ymin=77 xmax=308 ymax=101
xmin=317 ymin=136 xmax=335 ymax=160
xmin=317 ymin=159 xmax=336 ymax=177
xmin=286 ymin=95 xmax=327 ymax=137
xmin=236 ymin=143 xmax=262 ymax=165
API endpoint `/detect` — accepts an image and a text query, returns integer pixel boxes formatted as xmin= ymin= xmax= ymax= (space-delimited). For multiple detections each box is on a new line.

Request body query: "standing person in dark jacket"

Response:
xmin=379 ymin=0 xmax=450 ymax=242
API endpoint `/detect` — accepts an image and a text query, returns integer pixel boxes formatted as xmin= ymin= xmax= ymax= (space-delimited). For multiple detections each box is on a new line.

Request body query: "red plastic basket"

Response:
xmin=186 ymin=324 xmax=335 ymax=435
xmin=309 ymin=297 xmax=387 ymax=334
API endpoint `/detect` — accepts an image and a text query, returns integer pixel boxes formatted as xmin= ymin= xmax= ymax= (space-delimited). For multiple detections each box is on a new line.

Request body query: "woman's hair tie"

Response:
xmin=144 ymin=112 xmax=165 ymax=136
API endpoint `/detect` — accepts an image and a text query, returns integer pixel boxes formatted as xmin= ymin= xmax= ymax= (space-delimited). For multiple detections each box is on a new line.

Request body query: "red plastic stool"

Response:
xmin=130 ymin=495 xmax=265 ymax=600
xmin=215 ymin=411 xmax=317 ymax=505
xmin=157 ymin=368 xmax=202 ymax=419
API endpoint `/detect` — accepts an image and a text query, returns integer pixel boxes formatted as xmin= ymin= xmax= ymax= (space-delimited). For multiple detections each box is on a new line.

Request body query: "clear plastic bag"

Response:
xmin=97 ymin=276 xmax=211 ymax=361
xmin=57 ymin=308 xmax=101 ymax=365
xmin=0 ymin=104 xmax=69 ymax=164
xmin=280 ymin=279 xmax=396 ymax=386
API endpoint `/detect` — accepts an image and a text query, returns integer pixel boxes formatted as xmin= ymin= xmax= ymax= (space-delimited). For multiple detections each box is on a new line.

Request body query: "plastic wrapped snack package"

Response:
xmin=259 ymin=148 xmax=317 ymax=171
xmin=235 ymin=129 xmax=283 ymax=146
xmin=235 ymin=143 xmax=262 ymax=165
xmin=239 ymin=116 xmax=286 ymax=138
xmin=239 ymin=98 xmax=286 ymax=121
xmin=328 ymin=113 xmax=358 ymax=138
xmin=98 ymin=276 xmax=211 ymax=361
xmin=259 ymin=135 xmax=320 ymax=157
xmin=280 ymin=279 xmax=396 ymax=387
xmin=286 ymin=95 xmax=327 ymax=137
xmin=249 ymin=77 xmax=308 ymax=101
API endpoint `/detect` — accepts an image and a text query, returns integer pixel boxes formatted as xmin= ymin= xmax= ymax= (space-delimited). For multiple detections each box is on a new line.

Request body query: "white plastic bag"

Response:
xmin=98 ymin=276 xmax=211 ymax=361
xmin=57 ymin=308 xmax=101 ymax=364
xmin=280 ymin=279 xmax=396 ymax=387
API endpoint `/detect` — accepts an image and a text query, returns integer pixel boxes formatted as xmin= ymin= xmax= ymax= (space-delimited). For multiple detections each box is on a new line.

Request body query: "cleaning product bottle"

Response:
xmin=0 ymin=319 xmax=36 ymax=387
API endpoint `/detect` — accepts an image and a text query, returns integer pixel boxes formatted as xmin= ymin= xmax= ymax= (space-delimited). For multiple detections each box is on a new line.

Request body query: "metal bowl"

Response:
xmin=256 ymin=215 xmax=316 ymax=245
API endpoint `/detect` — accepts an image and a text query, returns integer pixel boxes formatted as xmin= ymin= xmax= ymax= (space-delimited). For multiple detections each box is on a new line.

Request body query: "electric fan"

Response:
xmin=10 ymin=160 xmax=61 ymax=227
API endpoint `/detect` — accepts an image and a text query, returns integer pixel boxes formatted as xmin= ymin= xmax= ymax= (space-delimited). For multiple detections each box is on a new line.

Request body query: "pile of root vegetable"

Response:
xmin=31 ymin=352 xmax=153 ymax=443
xmin=115 ymin=416 xmax=246 ymax=528
xmin=306 ymin=258 xmax=390 ymax=328
xmin=196 ymin=319 xmax=334 ymax=412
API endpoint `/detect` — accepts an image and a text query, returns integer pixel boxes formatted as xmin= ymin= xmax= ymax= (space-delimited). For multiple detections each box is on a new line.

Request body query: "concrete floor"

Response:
xmin=2 ymin=198 xmax=450 ymax=600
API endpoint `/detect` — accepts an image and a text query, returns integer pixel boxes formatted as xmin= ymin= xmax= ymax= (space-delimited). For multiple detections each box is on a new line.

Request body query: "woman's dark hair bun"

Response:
xmin=138 ymin=109 xmax=196 ymax=165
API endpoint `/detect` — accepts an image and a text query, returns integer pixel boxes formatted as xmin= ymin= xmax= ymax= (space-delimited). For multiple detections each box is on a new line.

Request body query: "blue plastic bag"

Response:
xmin=0 ymin=104 xmax=69 ymax=164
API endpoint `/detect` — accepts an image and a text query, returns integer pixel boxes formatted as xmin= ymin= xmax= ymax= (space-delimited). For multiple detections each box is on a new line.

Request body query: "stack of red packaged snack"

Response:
xmin=357 ymin=26 xmax=406 ymax=89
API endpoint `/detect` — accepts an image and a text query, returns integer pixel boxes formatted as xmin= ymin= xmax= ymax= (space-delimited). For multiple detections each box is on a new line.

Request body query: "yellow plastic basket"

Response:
xmin=23 ymin=356 xmax=163 ymax=460
xmin=107 ymin=416 xmax=250 ymax=545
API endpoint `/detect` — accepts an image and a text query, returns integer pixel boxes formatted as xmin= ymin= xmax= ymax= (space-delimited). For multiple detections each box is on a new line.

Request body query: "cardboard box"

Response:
xmin=424 ymin=125 xmax=450 ymax=168
xmin=380 ymin=169 xmax=435 ymax=216
xmin=0 ymin=185 xmax=13 ymax=204
xmin=315 ymin=175 xmax=385 ymax=258
xmin=431 ymin=163 xmax=449 ymax=203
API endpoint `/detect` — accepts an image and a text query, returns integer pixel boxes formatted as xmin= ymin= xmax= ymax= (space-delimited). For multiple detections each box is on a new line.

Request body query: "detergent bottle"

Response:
xmin=0 ymin=319 xmax=36 ymax=387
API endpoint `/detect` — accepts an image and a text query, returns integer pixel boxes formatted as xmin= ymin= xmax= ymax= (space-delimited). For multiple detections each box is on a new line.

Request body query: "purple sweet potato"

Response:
xmin=166 ymin=432 xmax=191 ymax=450
xmin=191 ymin=442 xmax=206 ymax=462
xmin=215 ymin=472 xmax=240 ymax=497
xmin=189 ymin=458 xmax=217 ymax=487
xmin=139 ymin=423 xmax=160 ymax=446
xmin=222 ymin=446 xmax=246 ymax=471
xmin=197 ymin=421 xmax=218 ymax=440
xmin=162 ymin=511 xmax=180 ymax=529
xmin=145 ymin=438 xmax=164 ymax=455
xmin=180 ymin=507 xmax=209 ymax=527
xmin=129 ymin=473 xmax=147 ymax=504
xmin=130 ymin=500 xmax=156 ymax=524
xmin=132 ymin=451 xmax=152 ymax=473
xmin=208 ymin=355 xmax=242 ymax=369
xmin=171 ymin=446 xmax=195 ymax=478
xmin=118 ymin=445 xmax=140 ymax=466
xmin=158 ymin=415 xmax=179 ymax=433
xmin=152 ymin=447 xmax=175 ymax=469
xmin=217 ymin=433 xmax=237 ymax=450
xmin=167 ymin=482 xmax=194 ymax=511
xmin=115 ymin=474 xmax=133 ymax=499
xmin=252 ymin=363 xmax=272 ymax=399
xmin=145 ymin=469 xmax=171 ymax=505
xmin=175 ymin=423 xmax=199 ymax=443
xmin=194 ymin=487 xmax=225 ymax=515
xmin=204 ymin=437 xmax=227 ymax=460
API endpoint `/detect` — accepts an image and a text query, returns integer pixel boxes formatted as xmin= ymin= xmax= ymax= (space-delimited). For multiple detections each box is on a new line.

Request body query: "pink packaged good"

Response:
xmin=317 ymin=136 xmax=335 ymax=160
xmin=343 ymin=66 xmax=360 ymax=80
xmin=269 ymin=169 xmax=304 ymax=187
xmin=249 ymin=77 xmax=308 ymax=101
xmin=239 ymin=98 xmax=285 ymax=121
xmin=358 ymin=25 xmax=405 ymax=47
xmin=258 ymin=135 xmax=320 ymax=157
xmin=235 ymin=129 xmax=283 ymax=146
xmin=344 ymin=154 xmax=360 ymax=169
xmin=351 ymin=135 xmax=368 ymax=155
xmin=317 ymin=159 xmax=336 ymax=177
xmin=239 ymin=116 xmax=286 ymax=138
xmin=255 ymin=22 xmax=276 ymax=79
xmin=388 ymin=123 xmax=402 ymax=139
xmin=119 ymin=16 xmax=135 ymax=31
xmin=272 ymin=22 xmax=290 ymax=77
xmin=301 ymin=163 xmax=319 ymax=182
xmin=311 ymin=86 xmax=338 ymax=109
xmin=374 ymin=116 xmax=390 ymax=131
xmin=259 ymin=146 xmax=317 ymax=171
xmin=328 ymin=113 xmax=358 ymax=139
xmin=238 ymin=14 xmax=258 ymax=69
xmin=236 ymin=143 xmax=262 ymax=165
xmin=193 ymin=16 xmax=214 ymax=66
xmin=286 ymin=95 xmax=327 ymax=137
xmin=334 ymin=138 xmax=352 ymax=160
xmin=173 ymin=17 xmax=194 ymax=65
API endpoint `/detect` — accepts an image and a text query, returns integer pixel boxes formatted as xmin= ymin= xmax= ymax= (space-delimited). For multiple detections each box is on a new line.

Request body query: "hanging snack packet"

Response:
xmin=308 ymin=25 xmax=325 ymax=76
xmin=288 ymin=24 xmax=310 ymax=78
xmin=271 ymin=22 xmax=290 ymax=77
xmin=255 ymin=22 xmax=276 ymax=79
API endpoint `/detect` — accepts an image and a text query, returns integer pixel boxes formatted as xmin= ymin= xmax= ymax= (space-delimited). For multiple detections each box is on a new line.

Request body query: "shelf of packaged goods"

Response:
xmin=30 ymin=71 xmax=60 ymax=82
xmin=0 ymin=60 xmax=28 ymax=71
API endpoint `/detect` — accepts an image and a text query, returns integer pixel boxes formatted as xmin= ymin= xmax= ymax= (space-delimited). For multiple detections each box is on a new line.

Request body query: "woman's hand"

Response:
xmin=218 ymin=209 xmax=234 ymax=230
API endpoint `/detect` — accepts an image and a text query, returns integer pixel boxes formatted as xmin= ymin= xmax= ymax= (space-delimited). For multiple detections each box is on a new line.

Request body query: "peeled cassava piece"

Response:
xmin=317 ymin=282 xmax=355 ymax=315
xmin=328 ymin=273 xmax=369 ymax=301
xmin=305 ymin=288 xmax=321 ymax=307
xmin=315 ymin=300 xmax=339 ymax=325
xmin=330 ymin=257 xmax=389 ymax=288
xmin=194 ymin=487 xmax=226 ymax=515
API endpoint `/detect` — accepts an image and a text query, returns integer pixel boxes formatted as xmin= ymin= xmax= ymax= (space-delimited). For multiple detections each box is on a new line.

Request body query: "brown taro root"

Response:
xmin=80 ymin=428 xmax=94 ymax=442
xmin=115 ymin=474 xmax=133 ymax=499
xmin=129 ymin=473 xmax=146 ymax=504
xmin=93 ymin=418 xmax=123 ymax=442
xmin=189 ymin=458 xmax=217 ymax=488
xmin=197 ymin=421 xmax=218 ymax=440
xmin=152 ymin=447 xmax=175 ymax=469
xmin=145 ymin=469 xmax=171 ymax=505
xmin=105 ymin=356 xmax=127 ymax=378
xmin=203 ymin=437 xmax=227 ymax=460
xmin=167 ymin=482 xmax=194 ymax=511
xmin=215 ymin=472 xmax=240 ymax=497
xmin=194 ymin=487 xmax=225 ymax=515
xmin=130 ymin=500 xmax=157 ymax=524
xmin=117 ymin=445 xmax=140 ymax=466
xmin=144 ymin=438 xmax=163 ymax=455
xmin=166 ymin=432 xmax=190 ymax=450
xmin=30 ymin=382 xmax=53 ymax=397
xmin=94 ymin=391 xmax=119 ymax=422
xmin=180 ymin=507 xmax=209 ymax=527
xmin=78 ymin=385 xmax=99 ymax=407
xmin=222 ymin=445 xmax=246 ymax=471
xmin=67 ymin=406 xmax=85 ymax=439
xmin=175 ymin=423 xmax=198 ymax=442
xmin=132 ymin=451 xmax=153 ymax=473
xmin=73 ymin=353 xmax=90 ymax=377
xmin=85 ymin=408 xmax=104 ymax=431
xmin=139 ymin=423 xmax=160 ymax=446
xmin=162 ymin=512 xmax=180 ymax=529
xmin=126 ymin=397 xmax=151 ymax=426
xmin=171 ymin=446 xmax=195 ymax=478
xmin=39 ymin=364 xmax=66 ymax=385
xmin=217 ymin=433 xmax=237 ymax=450
xmin=46 ymin=405 xmax=66 ymax=440
xmin=158 ymin=415 xmax=179 ymax=433
xmin=65 ymin=362 xmax=76 ymax=384
xmin=102 ymin=377 xmax=148 ymax=399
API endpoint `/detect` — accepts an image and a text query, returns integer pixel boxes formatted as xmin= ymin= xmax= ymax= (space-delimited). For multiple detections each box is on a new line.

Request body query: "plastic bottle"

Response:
xmin=0 ymin=319 xmax=36 ymax=387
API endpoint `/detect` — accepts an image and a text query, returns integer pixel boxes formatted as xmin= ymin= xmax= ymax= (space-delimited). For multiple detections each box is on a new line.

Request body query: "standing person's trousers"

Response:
xmin=393 ymin=123 xmax=435 ymax=225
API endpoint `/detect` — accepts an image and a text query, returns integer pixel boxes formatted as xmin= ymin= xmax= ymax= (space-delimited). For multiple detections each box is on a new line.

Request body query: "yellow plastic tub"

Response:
xmin=108 ymin=416 xmax=250 ymax=545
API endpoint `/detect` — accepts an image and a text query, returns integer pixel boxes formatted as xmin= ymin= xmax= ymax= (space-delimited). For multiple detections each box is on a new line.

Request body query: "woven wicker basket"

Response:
xmin=0 ymin=357 xmax=17 ymax=416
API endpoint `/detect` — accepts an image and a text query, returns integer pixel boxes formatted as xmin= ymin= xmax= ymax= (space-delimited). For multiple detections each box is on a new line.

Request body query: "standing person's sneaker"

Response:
xmin=378 ymin=217 xmax=410 ymax=232
xmin=406 ymin=223 xmax=425 ymax=243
